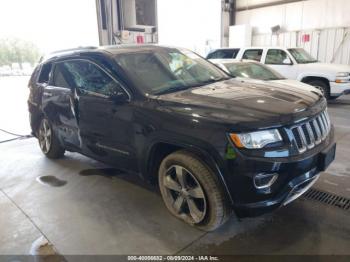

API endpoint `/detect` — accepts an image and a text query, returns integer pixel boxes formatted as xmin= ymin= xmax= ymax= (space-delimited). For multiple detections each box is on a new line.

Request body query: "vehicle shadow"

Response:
xmin=181 ymin=199 xmax=329 ymax=255
xmin=42 ymin=153 xmax=333 ymax=255
xmin=328 ymin=97 xmax=350 ymax=107
xmin=79 ymin=167 xmax=123 ymax=179
xmin=78 ymin=165 xmax=159 ymax=193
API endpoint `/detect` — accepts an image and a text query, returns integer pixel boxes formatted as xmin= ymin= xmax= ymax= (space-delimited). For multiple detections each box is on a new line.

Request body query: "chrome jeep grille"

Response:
xmin=291 ymin=110 xmax=331 ymax=153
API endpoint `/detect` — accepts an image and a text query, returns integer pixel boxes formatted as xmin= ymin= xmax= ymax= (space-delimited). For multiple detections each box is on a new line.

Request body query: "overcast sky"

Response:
xmin=0 ymin=0 xmax=99 ymax=54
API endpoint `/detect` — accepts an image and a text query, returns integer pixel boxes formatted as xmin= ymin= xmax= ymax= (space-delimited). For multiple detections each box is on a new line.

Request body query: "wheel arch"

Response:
xmin=29 ymin=108 xmax=45 ymax=137
xmin=300 ymin=75 xmax=330 ymax=86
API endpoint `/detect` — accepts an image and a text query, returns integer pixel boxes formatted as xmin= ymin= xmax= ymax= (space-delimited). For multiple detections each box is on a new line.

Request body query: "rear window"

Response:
xmin=225 ymin=62 xmax=285 ymax=81
xmin=51 ymin=63 xmax=71 ymax=89
xmin=206 ymin=49 xmax=239 ymax=59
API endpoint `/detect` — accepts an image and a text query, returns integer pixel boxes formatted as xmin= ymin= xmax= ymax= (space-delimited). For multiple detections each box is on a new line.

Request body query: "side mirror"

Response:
xmin=283 ymin=58 xmax=293 ymax=65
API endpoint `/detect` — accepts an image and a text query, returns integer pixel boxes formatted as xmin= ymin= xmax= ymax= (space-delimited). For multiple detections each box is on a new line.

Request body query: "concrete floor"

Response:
xmin=0 ymin=76 xmax=350 ymax=257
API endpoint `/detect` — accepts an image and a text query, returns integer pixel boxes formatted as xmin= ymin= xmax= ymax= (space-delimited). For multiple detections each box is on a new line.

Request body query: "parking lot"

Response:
xmin=0 ymin=76 xmax=349 ymax=256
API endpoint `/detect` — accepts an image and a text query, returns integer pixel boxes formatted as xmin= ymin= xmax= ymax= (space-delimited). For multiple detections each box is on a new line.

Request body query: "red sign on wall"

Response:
xmin=136 ymin=35 xmax=144 ymax=44
xmin=302 ymin=34 xmax=310 ymax=43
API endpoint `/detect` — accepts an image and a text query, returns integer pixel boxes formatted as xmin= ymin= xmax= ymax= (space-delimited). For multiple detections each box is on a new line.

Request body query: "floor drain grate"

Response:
xmin=303 ymin=188 xmax=350 ymax=211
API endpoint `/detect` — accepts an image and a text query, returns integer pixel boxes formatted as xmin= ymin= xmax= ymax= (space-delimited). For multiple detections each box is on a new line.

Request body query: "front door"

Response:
xmin=59 ymin=59 xmax=137 ymax=171
xmin=263 ymin=49 xmax=298 ymax=79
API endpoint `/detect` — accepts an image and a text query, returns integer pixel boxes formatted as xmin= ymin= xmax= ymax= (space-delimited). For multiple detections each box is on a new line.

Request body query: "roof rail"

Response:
xmin=38 ymin=46 xmax=99 ymax=63
xmin=49 ymin=46 xmax=98 ymax=54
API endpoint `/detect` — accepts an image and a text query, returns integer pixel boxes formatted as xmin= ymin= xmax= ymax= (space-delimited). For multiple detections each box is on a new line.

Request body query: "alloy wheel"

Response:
xmin=162 ymin=165 xmax=207 ymax=224
xmin=314 ymin=85 xmax=326 ymax=96
xmin=38 ymin=119 xmax=52 ymax=154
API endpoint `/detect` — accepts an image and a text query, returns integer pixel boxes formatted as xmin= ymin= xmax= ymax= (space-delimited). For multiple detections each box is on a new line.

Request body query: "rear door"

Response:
xmin=242 ymin=49 xmax=264 ymax=62
xmin=47 ymin=62 xmax=80 ymax=149
xmin=40 ymin=62 xmax=79 ymax=149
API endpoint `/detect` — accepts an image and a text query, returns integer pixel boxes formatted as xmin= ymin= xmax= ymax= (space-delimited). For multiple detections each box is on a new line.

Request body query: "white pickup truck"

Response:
xmin=207 ymin=47 xmax=350 ymax=99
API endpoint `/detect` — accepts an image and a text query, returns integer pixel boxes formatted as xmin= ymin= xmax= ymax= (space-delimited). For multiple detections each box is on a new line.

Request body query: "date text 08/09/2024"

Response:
xmin=127 ymin=256 xmax=219 ymax=261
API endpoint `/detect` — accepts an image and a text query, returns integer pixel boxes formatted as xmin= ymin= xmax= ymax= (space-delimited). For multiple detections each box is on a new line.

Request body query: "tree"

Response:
xmin=0 ymin=38 xmax=41 ymax=67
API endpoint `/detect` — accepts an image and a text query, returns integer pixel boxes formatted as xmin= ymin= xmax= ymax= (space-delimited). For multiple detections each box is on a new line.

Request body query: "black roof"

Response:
xmin=40 ymin=44 xmax=178 ymax=63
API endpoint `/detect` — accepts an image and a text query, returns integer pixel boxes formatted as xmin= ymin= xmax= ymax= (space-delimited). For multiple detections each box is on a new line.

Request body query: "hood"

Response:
xmin=298 ymin=62 xmax=350 ymax=76
xmin=155 ymin=79 xmax=325 ymax=130
xmin=271 ymin=79 xmax=323 ymax=95
xmin=235 ymin=78 xmax=322 ymax=95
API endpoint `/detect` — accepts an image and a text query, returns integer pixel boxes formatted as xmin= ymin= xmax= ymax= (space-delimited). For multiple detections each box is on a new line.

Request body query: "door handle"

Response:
xmin=43 ymin=92 xmax=53 ymax=97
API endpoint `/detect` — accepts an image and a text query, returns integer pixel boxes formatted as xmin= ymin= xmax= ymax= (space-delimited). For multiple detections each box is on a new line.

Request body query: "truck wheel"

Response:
xmin=158 ymin=150 xmax=231 ymax=231
xmin=38 ymin=118 xmax=65 ymax=159
xmin=308 ymin=80 xmax=330 ymax=100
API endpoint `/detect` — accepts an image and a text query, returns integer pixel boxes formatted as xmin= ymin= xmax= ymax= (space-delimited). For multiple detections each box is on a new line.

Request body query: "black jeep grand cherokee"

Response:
xmin=28 ymin=45 xmax=336 ymax=231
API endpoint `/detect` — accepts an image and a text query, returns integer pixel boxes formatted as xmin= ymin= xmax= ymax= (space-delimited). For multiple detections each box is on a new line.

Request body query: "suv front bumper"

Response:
xmin=330 ymin=81 xmax=350 ymax=96
xmin=230 ymin=136 xmax=336 ymax=217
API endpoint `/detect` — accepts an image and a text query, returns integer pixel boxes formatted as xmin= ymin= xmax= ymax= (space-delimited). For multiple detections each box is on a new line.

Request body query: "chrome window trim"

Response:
xmin=53 ymin=58 xmax=132 ymax=101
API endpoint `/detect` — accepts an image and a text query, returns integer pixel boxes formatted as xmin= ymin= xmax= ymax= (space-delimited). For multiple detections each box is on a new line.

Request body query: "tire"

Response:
xmin=307 ymin=80 xmax=330 ymax=100
xmin=38 ymin=118 xmax=65 ymax=159
xmin=158 ymin=150 xmax=231 ymax=231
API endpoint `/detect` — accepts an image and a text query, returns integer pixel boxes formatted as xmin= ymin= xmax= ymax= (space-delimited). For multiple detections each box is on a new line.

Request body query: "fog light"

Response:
xmin=254 ymin=173 xmax=278 ymax=189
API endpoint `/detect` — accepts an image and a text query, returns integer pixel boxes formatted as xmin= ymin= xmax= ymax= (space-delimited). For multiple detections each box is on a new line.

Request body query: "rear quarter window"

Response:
xmin=37 ymin=63 xmax=53 ymax=84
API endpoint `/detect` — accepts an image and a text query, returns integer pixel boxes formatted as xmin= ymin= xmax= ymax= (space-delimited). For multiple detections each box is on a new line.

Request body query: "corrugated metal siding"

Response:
xmin=252 ymin=27 xmax=350 ymax=65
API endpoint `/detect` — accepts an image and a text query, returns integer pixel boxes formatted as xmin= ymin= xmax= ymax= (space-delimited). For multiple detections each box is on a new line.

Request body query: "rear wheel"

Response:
xmin=38 ymin=118 xmax=65 ymax=159
xmin=158 ymin=150 xmax=231 ymax=231
xmin=307 ymin=80 xmax=330 ymax=100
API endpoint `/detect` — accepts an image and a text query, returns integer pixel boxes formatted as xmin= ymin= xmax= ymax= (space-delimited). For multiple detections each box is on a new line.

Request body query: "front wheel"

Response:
xmin=38 ymin=118 xmax=65 ymax=159
xmin=308 ymin=80 xmax=330 ymax=100
xmin=158 ymin=150 xmax=231 ymax=231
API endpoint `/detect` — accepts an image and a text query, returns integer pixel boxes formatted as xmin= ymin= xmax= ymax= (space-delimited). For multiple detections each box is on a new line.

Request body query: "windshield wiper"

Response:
xmin=154 ymin=85 xmax=191 ymax=95
xmin=154 ymin=77 xmax=230 ymax=95
xmin=198 ymin=77 xmax=230 ymax=86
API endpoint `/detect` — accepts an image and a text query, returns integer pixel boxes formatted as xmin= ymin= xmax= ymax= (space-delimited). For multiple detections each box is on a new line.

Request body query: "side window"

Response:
xmin=38 ymin=63 xmax=52 ymax=84
xmin=242 ymin=49 xmax=263 ymax=62
xmin=207 ymin=49 xmax=239 ymax=59
xmin=265 ymin=49 xmax=291 ymax=65
xmin=51 ymin=63 xmax=71 ymax=89
xmin=231 ymin=49 xmax=239 ymax=58
xmin=62 ymin=60 xmax=124 ymax=96
xmin=207 ymin=51 xmax=220 ymax=59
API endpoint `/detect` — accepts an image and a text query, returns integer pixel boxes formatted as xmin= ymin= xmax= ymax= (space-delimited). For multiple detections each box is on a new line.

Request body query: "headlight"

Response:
xmin=336 ymin=72 xmax=350 ymax=77
xmin=230 ymin=129 xmax=282 ymax=149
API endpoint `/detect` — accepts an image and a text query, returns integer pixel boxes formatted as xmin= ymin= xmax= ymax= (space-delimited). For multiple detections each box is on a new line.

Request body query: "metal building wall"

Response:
xmin=252 ymin=27 xmax=350 ymax=64
xmin=236 ymin=0 xmax=350 ymax=65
